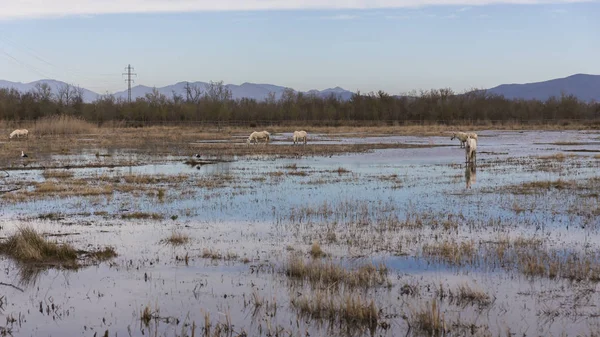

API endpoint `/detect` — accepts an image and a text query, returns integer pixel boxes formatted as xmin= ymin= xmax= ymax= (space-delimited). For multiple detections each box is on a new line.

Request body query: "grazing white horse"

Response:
xmin=9 ymin=129 xmax=29 ymax=140
xmin=293 ymin=131 xmax=307 ymax=145
xmin=247 ymin=131 xmax=271 ymax=146
xmin=450 ymin=132 xmax=468 ymax=148
xmin=465 ymin=137 xmax=477 ymax=164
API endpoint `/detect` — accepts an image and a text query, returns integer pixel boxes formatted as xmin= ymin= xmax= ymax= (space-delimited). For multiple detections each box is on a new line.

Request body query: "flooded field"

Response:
xmin=1 ymin=129 xmax=600 ymax=337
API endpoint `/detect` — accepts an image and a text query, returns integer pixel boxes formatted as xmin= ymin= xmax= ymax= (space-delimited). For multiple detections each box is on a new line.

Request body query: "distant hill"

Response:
xmin=0 ymin=79 xmax=99 ymax=103
xmin=486 ymin=74 xmax=600 ymax=102
xmin=112 ymin=82 xmax=355 ymax=102
xmin=0 ymin=79 xmax=355 ymax=103
xmin=2 ymin=74 xmax=598 ymax=103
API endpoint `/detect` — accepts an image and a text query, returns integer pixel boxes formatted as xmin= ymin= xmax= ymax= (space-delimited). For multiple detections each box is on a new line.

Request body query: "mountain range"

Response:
xmin=0 ymin=73 xmax=598 ymax=103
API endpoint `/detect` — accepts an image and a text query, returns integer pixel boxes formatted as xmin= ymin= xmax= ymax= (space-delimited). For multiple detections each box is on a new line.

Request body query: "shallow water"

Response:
xmin=1 ymin=130 xmax=599 ymax=336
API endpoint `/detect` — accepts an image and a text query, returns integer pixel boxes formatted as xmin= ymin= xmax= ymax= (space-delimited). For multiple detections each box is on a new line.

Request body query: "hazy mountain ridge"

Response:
xmin=1 ymin=74 xmax=599 ymax=103
xmin=485 ymin=74 xmax=600 ymax=102
xmin=0 ymin=79 xmax=353 ymax=103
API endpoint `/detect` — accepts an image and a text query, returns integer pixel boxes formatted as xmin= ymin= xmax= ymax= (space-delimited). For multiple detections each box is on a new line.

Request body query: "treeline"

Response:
xmin=1 ymin=81 xmax=599 ymax=124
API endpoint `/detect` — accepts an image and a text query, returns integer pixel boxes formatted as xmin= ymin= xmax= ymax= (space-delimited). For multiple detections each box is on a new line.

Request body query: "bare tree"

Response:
xmin=56 ymin=83 xmax=72 ymax=106
xmin=205 ymin=81 xmax=232 ymax=101
xmin=185 ymin=83 xmax=203 ymax=104
xmin=33 ymin=83 xmax=52 ymax=102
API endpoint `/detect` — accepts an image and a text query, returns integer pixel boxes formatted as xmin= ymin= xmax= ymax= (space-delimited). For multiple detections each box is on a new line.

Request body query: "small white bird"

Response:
xmin=194 ymin=154 xmax=201 ymax=158
xmin=21 ymin=151 xmax=28 ymax=158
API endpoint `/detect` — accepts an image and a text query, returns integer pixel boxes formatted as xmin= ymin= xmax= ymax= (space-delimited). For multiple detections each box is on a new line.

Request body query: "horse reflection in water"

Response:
xmin=465 ymin=163 xmax=477 ymax=189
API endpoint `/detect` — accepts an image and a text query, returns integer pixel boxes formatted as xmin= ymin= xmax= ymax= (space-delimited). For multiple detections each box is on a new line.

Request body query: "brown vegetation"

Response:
xmin=2 ymin=81 xmax=599 ymax=124
xmin=32 ymin=114 xmax=96 ymax=136
xmin=0 ymin=227 xmax=77 ymax=264
xmin=291 ymin=291 xmax=378 ymax=328
xmin=162 ymin=231 xmax=191 ymax=246
xmin=285 ymin=255 xmax=390 ymax=289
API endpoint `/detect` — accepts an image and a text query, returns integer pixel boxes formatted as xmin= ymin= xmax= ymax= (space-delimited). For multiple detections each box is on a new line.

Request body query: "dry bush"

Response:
xmin=33 ymin=114 xmax=96 ymax=136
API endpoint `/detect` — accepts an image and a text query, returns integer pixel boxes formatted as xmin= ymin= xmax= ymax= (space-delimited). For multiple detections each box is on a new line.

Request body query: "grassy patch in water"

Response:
xmin=121 ymin=212 xmax=164 ymax=220
xmin=285 ymin=255 xmax=390 ymax=289
xmin=291 ymin=290 xmax=379 ymax=328
xmin=162 ymin=231 xmax=191 ymax=246
xmin=0 ymin=227 xmax=78 ymax=264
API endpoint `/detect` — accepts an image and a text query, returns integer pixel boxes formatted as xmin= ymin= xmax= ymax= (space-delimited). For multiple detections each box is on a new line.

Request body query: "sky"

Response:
xmin=0 ymin=0 xmax=598 ymax=95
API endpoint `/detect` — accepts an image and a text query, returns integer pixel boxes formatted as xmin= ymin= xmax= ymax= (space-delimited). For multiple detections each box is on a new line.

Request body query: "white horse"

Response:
xmin=247 ymin=131 xmax=271 ymax=146
xmin=465 ymin=137 xmax=477 ymax=164
xmin=293 ymin=131 xmax=307 ymax=145
xmin=466 ymin=132 xmax=478 ymax=141
xmin=9 ymin=129 xmax=29 ymax=140
xmin=450 ymin=132 xmax=468 ymax=148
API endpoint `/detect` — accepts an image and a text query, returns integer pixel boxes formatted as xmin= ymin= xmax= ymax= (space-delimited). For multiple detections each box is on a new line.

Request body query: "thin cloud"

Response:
xmin=457 ymin=6 xmax=472 ymax=11
xmin=0 ymin=0 xmax=595 ymax=20
xmin=321 ymin=14 xmax=359 ymax=20
xmin=385 ymin=15 xmax=411 ymax=19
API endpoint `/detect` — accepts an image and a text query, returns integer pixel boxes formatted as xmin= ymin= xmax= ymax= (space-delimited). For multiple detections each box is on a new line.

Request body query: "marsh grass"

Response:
xmin=20 ymin=181 xmax=115 ymax=200
xmin=38 ymin=212 xmax=64 ymax=221
xmin=291 ymin=290 xmax=378 ymax=328
xmin=422 ymin=241 xmax=476 ymax=266
xmin=334 ymin=167 xmax=351 ymax=174
xmin=122 ymin=173 xmax=188 ymax=184
xmin=285 ymin=255 xmax=390 ymax=289
xmin=0 ymin=227 xmax=77 ymax=264
xmin=140 ymin=304 xmax=156 ymax=326
xmin=310 ymin=242 xmax=326 ymax=258
xmin=411 ymin=299 xmax=446 ymax=336
xmin=121 ymin=212 xmax=164 ymax=220
xmin=162 ymin=231 xmax=191 ymax=246
xmin=87 ymin=246 xmax=118 ymax=261
xmin=536 ymin=153 xmax=577 ymax=161
xmin=447 ymin=283 xmax=492 ymax=308
xmin=42 ymin=170 xmax=74 ymax=179
xmin=33 ymin=114 xmax=95 ymax=136
xmin=201 ymin=248 xmax=239 ymax=261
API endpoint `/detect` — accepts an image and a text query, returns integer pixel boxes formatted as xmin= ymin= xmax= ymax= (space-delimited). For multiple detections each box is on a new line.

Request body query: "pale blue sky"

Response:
xmin=0 ymin=1 xmax=598 ymax=95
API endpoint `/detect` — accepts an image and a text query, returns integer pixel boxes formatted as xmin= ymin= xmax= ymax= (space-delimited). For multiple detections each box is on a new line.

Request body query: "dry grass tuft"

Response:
xmin=537 ymin=153 xmax=567 ymax=161
xmin=335 ymin=167 xmax=351 ymax=174
xmin=422 ymin=240 xmax=476 ymax=266
xmin=411 ymin=299 xmax=446 ymax=335
xmin=33 ymin=114 xmax=95 ymax=136
xmin=291 ymin=290 xmax=378 ymax=327
xmin=87 ymin=246 xmax=118 ymax=261
xmin=310 ymin=241 xmax=326 ymax=258
xmin=0 ymin=227 xmax=77 ymax=264
xmin=42 ymin=170 xmax=74 ymax=179
xmin=162 ymin=231 xmax=191 ymax=246
xmin=121 ymin=212 xmax=164 ymax=220
xmin=285 ymin=255 xmax=389 ymax=289
xmin=450 ymin=283 xmax=492 ymax=307
xmin=140 ymin=305 xmax=155 ymax=326
xmin=201 ymin=248 xmax=239 ymax=261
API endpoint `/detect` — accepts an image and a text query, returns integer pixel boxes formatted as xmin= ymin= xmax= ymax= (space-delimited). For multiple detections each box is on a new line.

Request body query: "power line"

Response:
xmin=122 ymin=64 xmax=137 ymax=103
